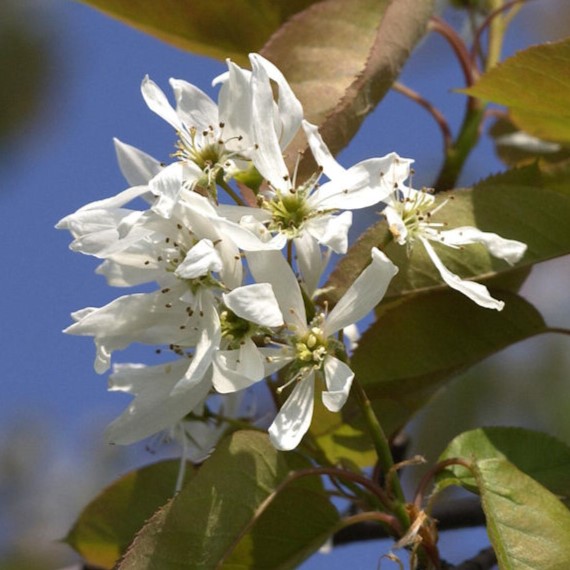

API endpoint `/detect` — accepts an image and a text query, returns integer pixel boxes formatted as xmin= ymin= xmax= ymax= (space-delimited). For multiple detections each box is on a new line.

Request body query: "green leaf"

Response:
xmin=347 ymin=291 xmax=547 ymax=438
xmin=464 ymin=38 xmax=570 ymax=144
xmin=65 ymin=460 xmax=194 ymax=569
xmin=76 ymin=0 xmax=320 ymax=63
xmin=326 ymin=163 xmax=570 ymax=304
xmin=117 ymin=431 xmax=340 ymax=570
xmin=309 ymin=391 xmax=376 ymax=468
xmin=436 ymin=427 xmax=570 ymax=504
xmin=261 ymin=0 xmax=435 ymax=163
xmin=478 ymin=460 xmax=570 ymax=570
xmin=436 ymin=428 xmax=570 ymax=570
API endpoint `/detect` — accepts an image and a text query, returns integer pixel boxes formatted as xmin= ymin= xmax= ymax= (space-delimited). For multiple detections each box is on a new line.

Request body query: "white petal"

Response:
xmin=251 ymin=53 xmax=303 ymax=150
xmin=294 ymin=232 xmax=329 ymax=296
xmin=250 ymin=57 xmax=291 ymax=193
xmin=343 ymin=324 xmax=360 ymax=352
xmin=268 ymin=376 xmax=315 ymax=451
xmin=438 ymin=227 xmax=527 ymax=265
xmin=56 ymin=187 xmax=148 ymax=230
xmin=223 ymin=283 xmax=283 ymax=327
xmin=150 ymin=162 xmax=201 ymax=219
xmin=383 ymin=203 xmax=408 ymax=245
xmin=175 ymin=239 xmax=223 ymax=279
xmin=246 ymin=250 xmax=306 ymax=328
xmin=326 ymin=248 xmax=398 ymax=335
xmin=105 ymin=361 xmax=211 ymax=445
xmin=310 ymin=154 xmax=411 ymax=210
xmin=421 ymin=237 xmax=505 ymax=310
xmin=306 ymin=211 xmax=352 ymax=254
xmin=212 ymin=339 xmax=266 ymax=393
xmin=141 ymin=75 xmax=182 ymax=131
xmin=113 ymin=138 xmax=162 ymax=187
xmin=322 ymin=356 xmax=354 ymax=412
xmin=65 ymin=290 xmax=196 ymax=372
xmin=170 ymin=78 xmax=218 ymax=129
xmin=172 ymin=293 xmax=222 ymax=394
xmin=217 ymin=60 xmax=253 ymax=149
xmin=303 ymin=120 xmax=346 ymax=180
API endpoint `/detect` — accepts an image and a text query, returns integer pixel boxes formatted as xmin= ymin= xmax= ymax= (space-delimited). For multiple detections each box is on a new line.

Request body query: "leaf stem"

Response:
xmin=433 ymin=102 xmax=485 ymax=192
xmin=471 ymin=0 xmax=528 ymax=69
xmin=352 ymin=379 xmax=411 ymax=531
xmin=413 ymin=457 xmax=475 ymax=509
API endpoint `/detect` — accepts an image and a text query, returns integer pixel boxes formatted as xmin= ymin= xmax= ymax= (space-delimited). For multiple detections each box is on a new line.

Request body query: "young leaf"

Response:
xmin=75 ymin=0 xmax=320 ymax=63
xmin=261 ymin=0 xmax=435 ymax=163
xmin=464 ymin=38 xmax=570 ymax=144
xmin=65 ymin=460 xmax=195 ymax=569
xmin=347 ymin=291 xmax=547 ymax=438
xmin=436 ymin=428 xmax=570 ymax=569
xmin=117 ymin=430 xmax=340 ymax=569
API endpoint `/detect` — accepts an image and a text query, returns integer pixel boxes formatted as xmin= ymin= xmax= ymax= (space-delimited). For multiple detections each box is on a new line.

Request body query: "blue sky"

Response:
xmin=2 ymin=1 xmax=569 ymax=567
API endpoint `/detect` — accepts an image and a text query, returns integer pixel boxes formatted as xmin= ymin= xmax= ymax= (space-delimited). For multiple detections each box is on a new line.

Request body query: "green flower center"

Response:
xmin=264 ymin=190 xmax=312 ymax=237
xmin=220 ymin=308 xmax=256 ymax=347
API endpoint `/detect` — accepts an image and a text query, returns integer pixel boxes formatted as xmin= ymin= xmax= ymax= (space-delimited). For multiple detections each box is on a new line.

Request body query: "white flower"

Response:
xmin=383 ymin=176 xmax=527 ymax=310
xmin=249 ymin=56 xmax=406 ymax=289
xmin=214 ymin=248 xmax=398 ymax=451
xmin=142 ymin=53 xmax=303 ymax=216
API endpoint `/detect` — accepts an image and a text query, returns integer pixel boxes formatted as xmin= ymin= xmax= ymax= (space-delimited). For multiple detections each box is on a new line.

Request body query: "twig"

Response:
xmin=470 ymin=0 xmax=529 ymax=67
xmin=428 ymin=16 xmax=479 ymax=87
xmin=392 ymin=82 xmax=453 ymax=151
xmin=332 ymin=498 xmax=485 ymax=546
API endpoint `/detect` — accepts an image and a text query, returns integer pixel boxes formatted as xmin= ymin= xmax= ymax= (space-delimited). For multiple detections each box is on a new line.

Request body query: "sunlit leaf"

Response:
xmin=347 ymin=291 xmax=547 ymax=437
xmin=309 ymin=391 xmax=376 ymax=468
xmin=76 ymin=0 xmax=320 ymax=63
xmin=261 ymin=0 xmax=435 ymax=165
xmin=65 ymin=460 xmax=194 ymax=569
xmin=326 ymin=163 xmax=570 ymax=304
xmin=436 ymin=428 xmax=570 ymax=570
xmin=436 ymin=427 xmax=570 ymax=505
xmin=117 ymin=431 xmax=339 ymax=570
xmin=464 ymin=38 xmax=570 ymax=144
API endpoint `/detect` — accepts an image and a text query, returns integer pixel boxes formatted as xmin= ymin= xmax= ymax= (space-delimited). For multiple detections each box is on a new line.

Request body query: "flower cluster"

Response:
xmin=59 ymin=54 xmax=526 ymax=457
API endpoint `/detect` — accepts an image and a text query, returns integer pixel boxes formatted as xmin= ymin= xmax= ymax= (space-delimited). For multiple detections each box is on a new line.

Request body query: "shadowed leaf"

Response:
xmin=76 ymin=0 xmax=320 ymax=64
xmin=65 ymin=460 xmax=195 ymax=569
xmin=117 ymin=431 xmax=339 ymax=570
xmin=347 ymin=291 xmax=547 ymax=437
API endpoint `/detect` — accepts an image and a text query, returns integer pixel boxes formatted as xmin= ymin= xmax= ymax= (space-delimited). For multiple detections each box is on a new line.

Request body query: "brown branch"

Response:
xmin=428 ymin=16 xmax=479 ymax=87
xmin=392 ymin=82 xmax=453 ymax=151
xmin=333 ymin=498 xmax=485 ymax=546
